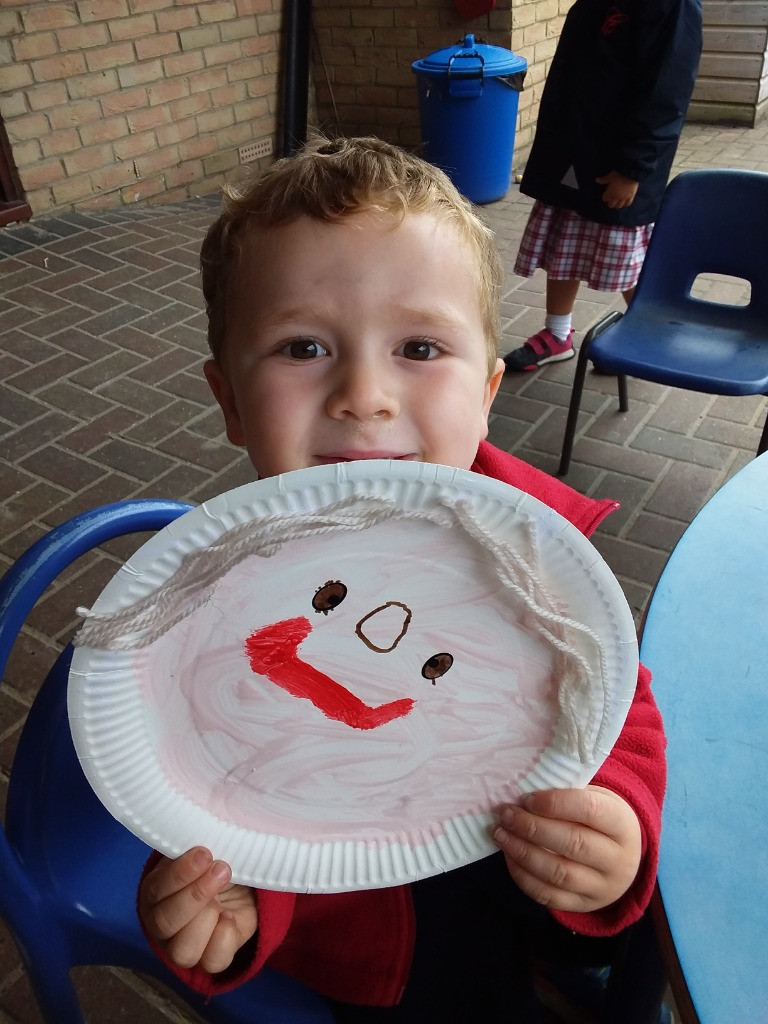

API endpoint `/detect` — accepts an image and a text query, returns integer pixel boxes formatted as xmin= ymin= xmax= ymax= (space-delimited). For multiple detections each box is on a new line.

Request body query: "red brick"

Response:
xmin=233 ymin=96 xmax=268 ymax=122
xmin=256 ymin=13 xmax=280 ymax=34
xmin=20 ymin=4 xmax=79 ymax=32
xmin=78 ymin=0 xmax=129 ymax=23
xmin=227 ymin=57 xmax=264 ymax=82
xmin=162 ymin=51 xmax=205 ymax=78
xmin=195 ymin=107 xmax=234 ymax=133
xmin=20 ymin=158 xmax=66 ymax=190
xmin=11 ymin=138 xmax=42 ymax=166
xmin=220 ymin=17 xmax=258 ymax=41
xmin=30 ymin=52 xmax=87 ymax=82
xmin=56 ymin=22 xmax=110 ymax=50
xmin=100 ymin=86 xmax=149 ymax=116
xmin=165 ymin=160 xmax=204 ymax=188
xmin=155 ymin=7 xmax=199 ymax=32
xmin=108 ymin=12 xmax=156 ymax=40
xmin=120 ymin=173 xmax=167 ymax=203
xmin=67 ymin=69 xmax=121 ymax=99
xmin=48 ymin=99 xmax=102 ymax=130
xmin=40 ymin=128 xmax=80 ymax=158
xmin=203 ymin=41 xmax=243 ymax=67
xmin=146 ymin=78 xmax=189 ymax=105
xmin=155 ymin=117 xmax=198 ymax=147
xmin=4 ymin=113 xmax=48 ymax=143
xmin=113 ymin=131 xmax=158 ymax=160
xmin=178 ymin=135 xmax=218 ymax=160
xmin=11 ymin=30 xmax=58 ymax=61
xmin=63 ymin=143 xmax=113 ymax=175
xmin=179 ymin=25 xmax=221 ymax=50
xmin=126 ymin=0 xmax=170 ymax=11
xmin=187 ymin=67 xmax=228 ymax=93
xmin=127 ymin=105 xmax=172 ymax=131
xmin=85 ymin=41 xmax=135 ymax=72
xmin=91 ymin=163 xmax=138 ymax=192
xmin=210 ymin=83 xmax=243 ymax=106
xmin=134 ymin=145 xmax=180 ymax=177
xmin=48 ymin=174 xmax=94 ymax=205
xmin=134 ymin=32 xmax=180 ymax=61
xmin=78 ymin=115 xmax=129 ymax=146
xmin=170 ymin=92 xmax=211 ymax=118
xmin=117 ymin=58 xmax=163 ymax=87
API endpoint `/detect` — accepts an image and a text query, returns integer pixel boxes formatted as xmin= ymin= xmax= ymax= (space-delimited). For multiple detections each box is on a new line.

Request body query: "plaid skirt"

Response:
xmin=514 ymin=201 xmax=653 ymax=292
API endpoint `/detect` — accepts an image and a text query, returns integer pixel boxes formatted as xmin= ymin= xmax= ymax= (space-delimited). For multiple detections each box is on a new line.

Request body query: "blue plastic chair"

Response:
xmin=558 ymin=168 xmax=768 ymax=476
xmin=0 ymin=500 xmax=335 ymax=1024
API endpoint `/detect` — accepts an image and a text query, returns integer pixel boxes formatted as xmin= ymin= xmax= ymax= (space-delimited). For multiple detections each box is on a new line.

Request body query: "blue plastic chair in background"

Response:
xmin=0 ymin=500 xmax=335 ymax=1024
xmin=558 ymin=168 xmax=768 ymax=476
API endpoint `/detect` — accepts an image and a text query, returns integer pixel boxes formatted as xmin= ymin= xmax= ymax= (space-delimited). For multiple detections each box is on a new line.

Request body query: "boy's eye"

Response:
xmin=400 ymin=338 xmax=440 ymax=361
xmin=283 ymin=338 xmax=328 ymax=360
xmin=313 ymin=580 xmax=347 ymax=614
xmin=421 ymin=652 xmax=454 ymax=682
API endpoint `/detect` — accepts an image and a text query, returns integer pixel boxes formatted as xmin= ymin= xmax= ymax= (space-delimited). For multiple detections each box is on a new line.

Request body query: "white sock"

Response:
xmin=544 ymin=313 xmax=572 ymax=342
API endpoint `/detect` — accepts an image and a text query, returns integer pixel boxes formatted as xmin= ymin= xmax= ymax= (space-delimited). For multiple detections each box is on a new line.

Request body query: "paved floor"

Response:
xmin=1 ymin=118 xmax=767 ymax=1023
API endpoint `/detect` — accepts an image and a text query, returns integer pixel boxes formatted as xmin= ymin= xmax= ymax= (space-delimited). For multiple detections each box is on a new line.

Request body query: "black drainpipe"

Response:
xmin=281 ymin=0 xmax=312 ymax=156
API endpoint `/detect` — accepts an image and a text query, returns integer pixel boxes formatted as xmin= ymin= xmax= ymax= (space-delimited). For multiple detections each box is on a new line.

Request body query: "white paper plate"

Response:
xmin=68 ymin=460 xmax=637 ymax=892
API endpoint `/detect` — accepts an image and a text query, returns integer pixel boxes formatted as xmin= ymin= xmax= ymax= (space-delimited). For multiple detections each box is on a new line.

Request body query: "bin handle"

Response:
xmin=447 ymin=48 xmax=485 ymax=83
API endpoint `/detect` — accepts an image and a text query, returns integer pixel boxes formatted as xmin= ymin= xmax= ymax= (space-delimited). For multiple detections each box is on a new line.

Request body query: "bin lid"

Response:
xmin=412 ymin=33 xmax=527 ymax=78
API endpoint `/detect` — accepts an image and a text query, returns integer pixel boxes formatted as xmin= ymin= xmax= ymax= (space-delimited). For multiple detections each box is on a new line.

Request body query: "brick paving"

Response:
xmin=1 ymin=119 xmax=768 ymax=1023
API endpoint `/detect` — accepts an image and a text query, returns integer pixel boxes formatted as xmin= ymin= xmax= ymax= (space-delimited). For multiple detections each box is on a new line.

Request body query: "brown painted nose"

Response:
xmin=355 ymin=601 xmax=412 ymax=653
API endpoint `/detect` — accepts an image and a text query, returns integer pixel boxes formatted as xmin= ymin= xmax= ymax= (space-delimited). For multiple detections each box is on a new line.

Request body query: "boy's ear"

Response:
xmin=483 ymin=358 xmax=505 ymax=420
xmin=204 ymin=359 xmax=246 ymax=447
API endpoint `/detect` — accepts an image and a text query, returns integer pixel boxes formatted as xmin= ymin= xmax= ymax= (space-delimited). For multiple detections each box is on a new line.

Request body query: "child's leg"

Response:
xmin=546 ymin=277 xmax=581 ymax=317
xmin=503 ymin=274 xmax=579 ymax=372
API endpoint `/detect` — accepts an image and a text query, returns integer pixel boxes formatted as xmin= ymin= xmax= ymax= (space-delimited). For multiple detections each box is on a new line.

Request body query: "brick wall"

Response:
xmin=310 ymin=0 xmax=575 ymax=170
xmin=0 ymin=0 xmax=281 ymax=216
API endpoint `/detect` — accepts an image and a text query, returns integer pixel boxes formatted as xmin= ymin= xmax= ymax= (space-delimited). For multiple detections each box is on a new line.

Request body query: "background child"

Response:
xmin=137 ymin=136 xmax=666 ymax=1022
xmin=504 ymin=0 xmax=702 ymax=372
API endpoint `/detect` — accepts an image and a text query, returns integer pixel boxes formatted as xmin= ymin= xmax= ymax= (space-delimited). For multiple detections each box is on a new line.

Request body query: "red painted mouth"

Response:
xmin=244 ymin=616 xmax=414 ymax=730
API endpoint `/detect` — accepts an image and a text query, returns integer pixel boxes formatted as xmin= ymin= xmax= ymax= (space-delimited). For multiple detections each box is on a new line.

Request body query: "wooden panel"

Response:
xmin=703 ymin=1 xmax=768 ymax=28
xmin=699 ymin=52 xmax=766 ymax=78
xmin=703 ymin=26 xmax=768 ymax=53
xmin=693 ymin=76 xmax=760 ymax=103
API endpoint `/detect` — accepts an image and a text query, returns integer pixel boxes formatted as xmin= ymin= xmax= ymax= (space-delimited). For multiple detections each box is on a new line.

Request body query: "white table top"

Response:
xmin=640 ymin=453 xmax=768 ymax=1023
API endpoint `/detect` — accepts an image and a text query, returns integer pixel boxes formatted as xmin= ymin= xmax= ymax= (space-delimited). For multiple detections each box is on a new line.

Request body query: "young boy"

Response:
xmin=138 ymin=136 xmax=665 ymax=1021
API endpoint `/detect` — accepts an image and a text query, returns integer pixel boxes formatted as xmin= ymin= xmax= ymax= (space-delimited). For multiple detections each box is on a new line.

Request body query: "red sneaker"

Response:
xmin=503 ymin=328 xmax=575 ymax=372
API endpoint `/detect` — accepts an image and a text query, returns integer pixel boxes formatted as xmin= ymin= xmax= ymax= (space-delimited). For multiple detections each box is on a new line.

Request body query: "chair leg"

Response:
xmin=558 ymin=311 xmax=623 ymax=477
xmin=758 ymin=397 xmax=768 ymax=456
xmin=558 ymin=341 xmax=591 ymax=476
xmin=618 ymin=374 xmax=629 ymax=412
xmin=25 ymin=958 xmax=85 ymax=1024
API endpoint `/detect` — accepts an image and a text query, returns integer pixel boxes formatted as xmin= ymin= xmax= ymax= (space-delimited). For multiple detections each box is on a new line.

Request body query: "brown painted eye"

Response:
xmin=421 ymin=652 xmax=453 ymax=683
xmin=312 ymin=580 xmax=347 ymax=615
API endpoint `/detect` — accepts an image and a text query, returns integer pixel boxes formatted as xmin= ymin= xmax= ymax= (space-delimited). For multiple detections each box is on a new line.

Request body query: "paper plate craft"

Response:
xmin=68 ymin=460 xmax=638 ymax=893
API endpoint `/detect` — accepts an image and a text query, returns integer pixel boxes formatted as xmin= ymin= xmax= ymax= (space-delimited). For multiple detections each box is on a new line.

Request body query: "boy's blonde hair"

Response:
xmin=200 ymin=135 xmax=502 ymax=377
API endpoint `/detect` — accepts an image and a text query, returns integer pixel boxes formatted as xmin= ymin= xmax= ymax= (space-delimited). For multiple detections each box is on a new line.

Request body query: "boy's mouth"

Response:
xmin=244 ymin=616 xmax=414 ymax=729
xmin=316 ymin=452 xmax=417 ymax=463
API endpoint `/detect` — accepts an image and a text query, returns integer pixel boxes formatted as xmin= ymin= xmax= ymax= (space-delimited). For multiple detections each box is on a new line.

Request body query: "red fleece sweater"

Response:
xmin=142 ymin=441 xmax=666 ymax=1006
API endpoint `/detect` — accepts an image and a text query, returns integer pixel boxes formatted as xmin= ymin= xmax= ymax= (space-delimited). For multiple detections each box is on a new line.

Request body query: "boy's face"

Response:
xmin=205 ymin=210 xmax=504 ymax=479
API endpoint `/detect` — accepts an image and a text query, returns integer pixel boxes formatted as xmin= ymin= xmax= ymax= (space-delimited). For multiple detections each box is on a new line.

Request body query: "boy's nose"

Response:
xmin=355 ymin=601 xmax=412 ymax=653
xmin=326 ymin=363 xmax=399 ymax=421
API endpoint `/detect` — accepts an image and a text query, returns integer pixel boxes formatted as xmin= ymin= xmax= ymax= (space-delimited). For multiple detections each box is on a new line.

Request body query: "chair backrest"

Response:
xmin=0 ymin=500 xmax=335 ymax=1024
xmin=632 ymin=168 xmax=768 ymax=327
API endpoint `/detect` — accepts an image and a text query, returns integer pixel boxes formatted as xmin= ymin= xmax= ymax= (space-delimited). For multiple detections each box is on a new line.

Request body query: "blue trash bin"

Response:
xmin=412 ymin=34 xmax=527 ymax=205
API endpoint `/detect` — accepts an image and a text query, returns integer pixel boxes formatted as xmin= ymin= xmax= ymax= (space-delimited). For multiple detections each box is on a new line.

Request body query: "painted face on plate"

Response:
xmin=140 ymin=516 xmax=559 ymax=844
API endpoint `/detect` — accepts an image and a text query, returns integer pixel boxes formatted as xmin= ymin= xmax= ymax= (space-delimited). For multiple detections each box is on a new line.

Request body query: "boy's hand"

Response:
xmin=596 ymin=171 xmax=639 ymax=209
xmin=493 ymin=786 xmax=642 ymax=913
xmin=139 ymin=847 xmax=258 ymax=974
